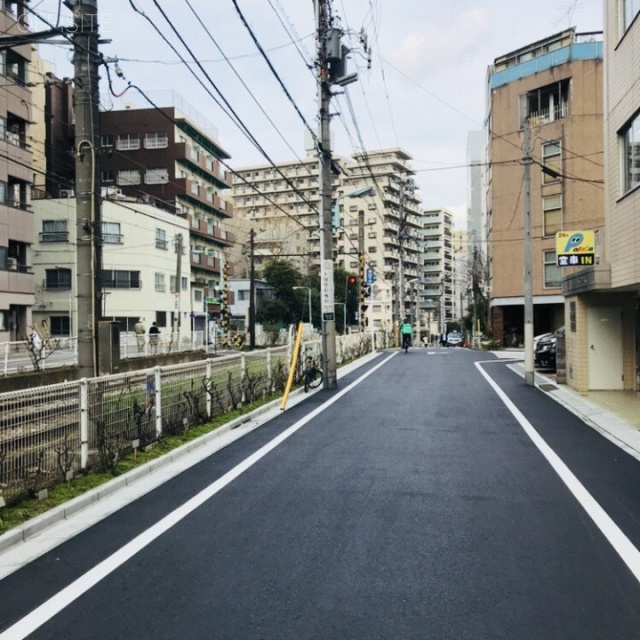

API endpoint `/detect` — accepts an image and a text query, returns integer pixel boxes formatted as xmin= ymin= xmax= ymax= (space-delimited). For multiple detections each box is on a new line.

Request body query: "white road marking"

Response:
xmin=476 ymin=361 xmax=640 ymax=584
xmin=0 ymin=354 xmax=397 ymax=640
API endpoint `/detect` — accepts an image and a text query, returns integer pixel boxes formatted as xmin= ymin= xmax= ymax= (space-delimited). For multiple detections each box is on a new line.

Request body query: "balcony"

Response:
xmin=39 ymin=231 xmax=69 ymax=243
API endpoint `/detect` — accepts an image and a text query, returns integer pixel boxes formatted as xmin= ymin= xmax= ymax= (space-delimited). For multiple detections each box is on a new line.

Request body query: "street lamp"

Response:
xmin=293 ymin=286 xmax=312 ymax=327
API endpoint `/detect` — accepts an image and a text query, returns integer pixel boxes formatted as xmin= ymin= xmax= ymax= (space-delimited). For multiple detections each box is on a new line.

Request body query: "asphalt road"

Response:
xmin=1 ymin=348 xmax=640 ymax=639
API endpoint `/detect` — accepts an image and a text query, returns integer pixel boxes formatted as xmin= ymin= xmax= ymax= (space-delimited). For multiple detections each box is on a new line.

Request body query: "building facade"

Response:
xmin=0 ymin=1 xmax=34 ymax=342
xmin=562 ymin=4 xmax=640 ymax=392
xmin=31 ymin=198 xmax=190 ymax=337
xmin=421 ymin=209 xmax=455 ymax=339
xmin=230 ymin=148 xmax=424 ymax=333
xmin=100 ymin=96 xmax=234 ymax=331
xmin=486 ymin=28 xmax=604 ymax=347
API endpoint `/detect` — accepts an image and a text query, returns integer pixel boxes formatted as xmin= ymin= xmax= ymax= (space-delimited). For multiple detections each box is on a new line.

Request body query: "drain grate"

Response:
xmin=539 ymin=383 xmax=558 ymax=392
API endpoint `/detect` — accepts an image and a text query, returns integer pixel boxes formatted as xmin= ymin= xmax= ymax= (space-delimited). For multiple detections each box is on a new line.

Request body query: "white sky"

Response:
xmin=33 ymin=0 xmax=604 ymax=228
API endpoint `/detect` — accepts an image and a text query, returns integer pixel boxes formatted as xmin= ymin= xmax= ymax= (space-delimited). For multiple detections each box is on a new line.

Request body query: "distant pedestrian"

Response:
xmin=149 ymin=322 xmax=160 ymax=354
xmin=134 ymin=317 xmax=145 ymax=353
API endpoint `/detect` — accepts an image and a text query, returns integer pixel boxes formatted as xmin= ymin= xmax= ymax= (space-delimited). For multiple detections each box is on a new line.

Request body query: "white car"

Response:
xmin=445 ymin=331 xmax=463 ymax=347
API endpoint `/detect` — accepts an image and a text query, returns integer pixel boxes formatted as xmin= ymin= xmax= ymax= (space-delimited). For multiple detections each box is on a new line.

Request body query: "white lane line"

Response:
xmin=1 ymin=354 xmax=397 ymax=640
xmin=475 ymin=361 xmax=640 ymax=584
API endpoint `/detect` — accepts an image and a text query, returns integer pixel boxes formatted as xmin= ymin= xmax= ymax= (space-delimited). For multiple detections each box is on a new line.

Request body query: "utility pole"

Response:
xmin=173 ymin=233 xmax=183 ymax=337
xmin=316 ymin=0 xmax=337 ymax=389
xmin=358 ymin=209 xmax=366 ymax=332
xmin=397 ymin=177 xmax=414 ymax=325
xmin=523 ymin=120 xmax=534 ymax=386
xmin=249 ymin=228 xmax=256 ymax=349
xmin=71 ymin=0 xmax=102 ymax=378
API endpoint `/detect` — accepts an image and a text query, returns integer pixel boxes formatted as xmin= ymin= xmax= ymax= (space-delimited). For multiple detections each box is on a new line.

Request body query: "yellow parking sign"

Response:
xmin=555 ymin=230 xmax=595 ymax=267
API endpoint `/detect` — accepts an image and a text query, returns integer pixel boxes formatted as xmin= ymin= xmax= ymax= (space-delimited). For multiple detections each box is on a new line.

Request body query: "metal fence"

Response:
xmin=0 ymin=331 xmax=208 ymax=376
xmin=0 ymin=333 xmax=373 ymax=507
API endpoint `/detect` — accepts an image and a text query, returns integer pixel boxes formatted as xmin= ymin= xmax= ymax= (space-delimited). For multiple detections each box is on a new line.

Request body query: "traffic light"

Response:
xmin=348 ymin=275 xmax=357 ymax=287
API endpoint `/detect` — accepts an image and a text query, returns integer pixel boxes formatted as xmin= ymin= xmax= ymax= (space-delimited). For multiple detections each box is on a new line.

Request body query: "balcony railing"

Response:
xmin=39 ymin=232 xmax=69 ymax=243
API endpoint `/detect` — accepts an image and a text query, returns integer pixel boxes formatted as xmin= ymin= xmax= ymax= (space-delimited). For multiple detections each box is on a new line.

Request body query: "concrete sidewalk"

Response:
xmin=502 ymin=351 xmax=640 ymax=462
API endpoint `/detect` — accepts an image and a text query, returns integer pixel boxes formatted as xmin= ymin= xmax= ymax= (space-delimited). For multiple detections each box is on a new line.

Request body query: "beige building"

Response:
xmin=0 ymin=2 xmax=34 ymax=341
xmin=486 ymin=28 xmax=604 ymax=347
xmin=229 ymin=148 xmax=423 ymax=332
xmin=562 ymin=5 xmax=640 ymax=392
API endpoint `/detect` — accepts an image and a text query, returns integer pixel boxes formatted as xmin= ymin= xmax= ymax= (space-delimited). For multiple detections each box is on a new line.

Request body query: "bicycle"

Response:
xmin=302 ymin=352 xmax=323 ymax=392
xmin=401 ymin=334 xmax=411 ymax=353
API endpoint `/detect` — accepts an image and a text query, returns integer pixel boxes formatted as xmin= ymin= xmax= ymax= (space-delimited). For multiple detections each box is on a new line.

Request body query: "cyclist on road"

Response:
xmin=400 ymin=318 xmax=413 ymax=351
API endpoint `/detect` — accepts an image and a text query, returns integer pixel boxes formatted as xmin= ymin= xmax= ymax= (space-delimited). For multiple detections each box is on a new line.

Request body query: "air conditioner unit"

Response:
xmin=7 ymin=257 xmax=17 ymax=270
xmin=192 ymin=246 xmax=204 ymax=254
xmin=59 ymin=189 xmax=75 ymax=198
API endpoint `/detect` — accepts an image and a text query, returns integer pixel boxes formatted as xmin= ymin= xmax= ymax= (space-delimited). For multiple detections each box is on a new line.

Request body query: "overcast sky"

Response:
xmin=33 ymin=0 xmax=604 ymax=228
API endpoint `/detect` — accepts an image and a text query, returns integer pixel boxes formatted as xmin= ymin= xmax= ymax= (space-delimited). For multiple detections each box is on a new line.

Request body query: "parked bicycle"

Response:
xmin=301 ymin=351 xmax=323 ymax=392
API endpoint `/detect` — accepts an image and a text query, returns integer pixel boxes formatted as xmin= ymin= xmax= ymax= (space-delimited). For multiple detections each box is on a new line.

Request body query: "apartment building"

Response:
xmin=0 ymin=1 xmax=34 ymax=342
xmin=30 ymin=198 xmax=190 ymax=336
xmin=100 ymin=95 xmax=234 ymax=328
xmin=229 ymin=153 xmax=321 ymax=275
xmin=337 ymin=149 xmax=422 ymax=331
xmin=561 ymin=4 xmax=640 ymax=392
xmin=486 ymin=28 xmax=604 ymax=347
xmin=422 ymin=209 xmax=455 ymax=338
xmin=230 ymin=148 xmax=423 ymax=332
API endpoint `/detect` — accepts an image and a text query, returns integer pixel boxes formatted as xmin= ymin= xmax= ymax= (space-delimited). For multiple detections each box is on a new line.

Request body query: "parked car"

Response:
xmin=534 ymin=328 xmax=564 ymax=371
xmin=445 ymin=331 xmax=463 ymax=347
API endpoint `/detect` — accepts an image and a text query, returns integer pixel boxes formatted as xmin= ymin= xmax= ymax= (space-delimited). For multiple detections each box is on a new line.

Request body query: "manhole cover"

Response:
xmin=539 ymin=384 xmax=558 ymax=392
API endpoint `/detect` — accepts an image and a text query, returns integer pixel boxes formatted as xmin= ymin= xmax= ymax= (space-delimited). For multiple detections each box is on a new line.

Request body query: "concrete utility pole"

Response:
xmin=397 ymin=177 xmax=414 ymax=323
xmin=71 ymin=0 xmax=102 ymax=378
xmin=358 ymin=209 xmax=367 ymax=332
xmin=316 ymin=0 xmax=337 ymax=389
xmin=523 ymin=120 xmax=535 ymax=386
xmin=249 ymin=228 xmax=256 ymax=349
xmin=174 ymin=233 xmax=183 ymax=336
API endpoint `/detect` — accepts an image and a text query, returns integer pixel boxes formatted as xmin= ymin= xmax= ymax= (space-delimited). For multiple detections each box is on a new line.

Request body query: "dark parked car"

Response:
xmin=534 ymin=328 xmax=564 ymax=370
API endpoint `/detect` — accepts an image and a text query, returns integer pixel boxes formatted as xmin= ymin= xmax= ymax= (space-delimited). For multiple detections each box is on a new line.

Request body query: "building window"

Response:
xmin=238 ymin=290 xmax=249 ymax=301
xmin=621 ymin=112 xmax=640 ymax=194
xmin=102 ymin=222 xmax=122 ymax=244
xmin=181 ymin=276 xmax=188 ymax=291
xmin=156 ymin=311 xmax=167 ymax=327
xmin=144 ymin=132 xmax=169 ymax=149
xmin=100 ymin=134 xmax=113 ymax=148
xmin=194 ymin=290 xmax=203 ymax=302
xmin=115 ymin=134 xmax=140 ymax=151
xmin=41 ymin=220 xmax=68 ymax=242
xmin=542 ymin=141 xmax=562 ymax=184
xmin=155 ymin=272 xmax=166 ymax=292
xmin=117 ymin=170 xmax=140 ymax=186
xmin=49 ymin=316 xmax=71 ymax=336
xmin=542 ymin=194 xmax=562 ymax=237
xmin=543 ymin=250 xmax=562 ymax=288
xmin=101 ymin=169 xmax=114 ymax=183
xmin=520 ymin=79 xmax=570 ymax=127
xmin=102 ymin=270 xmax=141 ymax=289
xmin=622 ymin=0 xmax=640 ymax=31
xmin=45 ymin=268 xmax=72 ymax=290
xmin=145 ymin=168 xmax=169 ymax=184
xmin=155 ymin=228 xmax=167 ymax=250
xmin=170 ymin=275 xmax=177 ymax=293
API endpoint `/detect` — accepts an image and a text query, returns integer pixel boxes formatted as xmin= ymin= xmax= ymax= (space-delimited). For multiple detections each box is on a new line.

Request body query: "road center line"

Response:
xmin=475 ymin=361 xmax=640 ymax=584
xmin=0 ymin=353 xmax=397 ymax=640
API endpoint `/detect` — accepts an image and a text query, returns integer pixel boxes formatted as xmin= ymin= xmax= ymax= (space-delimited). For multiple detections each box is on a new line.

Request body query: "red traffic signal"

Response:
xmin=348 ymin=276 xmax=357 ymax=286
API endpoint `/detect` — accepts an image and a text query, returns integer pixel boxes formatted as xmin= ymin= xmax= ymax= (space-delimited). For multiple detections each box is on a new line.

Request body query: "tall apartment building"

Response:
xmin=100 ymin=95 xmax=234 ymax=327
xmin=338 ymin=149 xmax=422 ymax=331
xmin=486 ymin=28 xmax=604 ymax=347
xmin=0 ymin=1 xmax=34 ymax=342
xmin=230 ymin=148 xmax=423 ymax=332
xmin=562 ymin=3 xmax=640 ymax=392
xmin=422 ymin=209 xmax=454 ymax=337
xmin=229 ymin=153 xmax=320 ymax=275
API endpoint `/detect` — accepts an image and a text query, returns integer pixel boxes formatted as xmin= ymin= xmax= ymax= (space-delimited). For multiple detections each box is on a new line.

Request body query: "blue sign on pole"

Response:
xmin=365 ymin=268 xmax=375 ymax=285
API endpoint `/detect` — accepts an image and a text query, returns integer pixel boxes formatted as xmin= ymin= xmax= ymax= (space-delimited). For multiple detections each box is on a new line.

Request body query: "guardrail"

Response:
xmin=0 ymin=332 xmax=373 ymax=507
